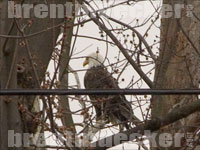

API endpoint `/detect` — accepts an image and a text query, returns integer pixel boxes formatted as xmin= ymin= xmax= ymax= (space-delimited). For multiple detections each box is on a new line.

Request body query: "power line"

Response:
xmin=0 ymin=89 xmax=200 ymax=96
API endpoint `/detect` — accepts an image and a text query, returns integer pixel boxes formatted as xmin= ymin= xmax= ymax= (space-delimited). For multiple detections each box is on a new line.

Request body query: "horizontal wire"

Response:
xmin=0 ymin=89 xmax=200 ymax=96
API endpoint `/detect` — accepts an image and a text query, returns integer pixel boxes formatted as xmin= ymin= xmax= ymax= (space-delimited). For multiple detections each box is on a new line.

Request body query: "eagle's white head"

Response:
xmin=83 ymin=52 xmax=104 ymax=68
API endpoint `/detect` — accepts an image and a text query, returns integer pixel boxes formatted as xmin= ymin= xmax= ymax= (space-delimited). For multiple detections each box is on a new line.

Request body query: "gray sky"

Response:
xmin=46 ymin=1 xmax=161 ymax=149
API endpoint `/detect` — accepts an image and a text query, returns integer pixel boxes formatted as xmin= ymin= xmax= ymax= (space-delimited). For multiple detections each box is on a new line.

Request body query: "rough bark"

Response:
xmin=152 ymin=0 xmax=200 ymax=149
xmin=0 ymin=1 xmax=22 ymax=150
xmin=0 ymin=0 xmax=76 ymax=149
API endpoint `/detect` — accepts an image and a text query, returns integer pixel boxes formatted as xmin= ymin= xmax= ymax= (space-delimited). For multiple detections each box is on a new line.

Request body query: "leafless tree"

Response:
xmin=0 ymin=0 xmax=200 ymax=150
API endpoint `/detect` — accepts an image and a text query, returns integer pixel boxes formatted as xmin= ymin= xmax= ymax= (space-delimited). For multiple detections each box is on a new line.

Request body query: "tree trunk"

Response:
xmin=0 ymin=1 xmax=22 ymax=149
xmin=0 ymin=0 xmax=76 ymax=149
xmin=152 ymin=0 xmax=200 ymax=149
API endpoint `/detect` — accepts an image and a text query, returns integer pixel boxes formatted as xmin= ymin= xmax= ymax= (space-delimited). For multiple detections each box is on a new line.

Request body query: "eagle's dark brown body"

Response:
xmin=84 ymin=65 xmax=134 ymax=129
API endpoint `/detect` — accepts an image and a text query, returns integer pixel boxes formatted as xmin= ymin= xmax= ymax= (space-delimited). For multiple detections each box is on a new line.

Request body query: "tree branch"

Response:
xmin=91 ymin=99 xmax=200 ymax=150
xmin=78 ymin=1 xmax=154 ymax=88
xmin=102 ymin=13 xmax=157 ymax=62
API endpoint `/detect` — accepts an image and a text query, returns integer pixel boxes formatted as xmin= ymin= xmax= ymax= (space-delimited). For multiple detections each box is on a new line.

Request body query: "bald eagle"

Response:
xmin=83 ymin=52 xmax=139 ymax=130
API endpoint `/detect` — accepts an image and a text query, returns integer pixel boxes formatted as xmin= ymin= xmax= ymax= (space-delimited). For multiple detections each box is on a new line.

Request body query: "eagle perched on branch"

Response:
xmin=83 ymin=52 xmax=140 ymax=130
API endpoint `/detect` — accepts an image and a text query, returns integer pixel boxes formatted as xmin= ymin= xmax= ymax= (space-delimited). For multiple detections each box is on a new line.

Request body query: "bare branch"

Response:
xmin=92 ymin=99 xmax=200 ymax=150
xmin=102 ymin=13 xmax=157 ymax=62
xmin=78 ymin=1 xmax=154 ymax=88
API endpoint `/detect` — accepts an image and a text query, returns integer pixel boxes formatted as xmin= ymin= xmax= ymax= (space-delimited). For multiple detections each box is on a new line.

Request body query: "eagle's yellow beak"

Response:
xmin=83 ymin=58 xmax=89 ymax=67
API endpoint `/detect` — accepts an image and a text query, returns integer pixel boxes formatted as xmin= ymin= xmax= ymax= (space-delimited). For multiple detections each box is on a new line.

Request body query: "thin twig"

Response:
xmin=79 ymin=1 xmax=153 ymax=88
xmin=102 ymin=13 xmax=157 ymax=62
